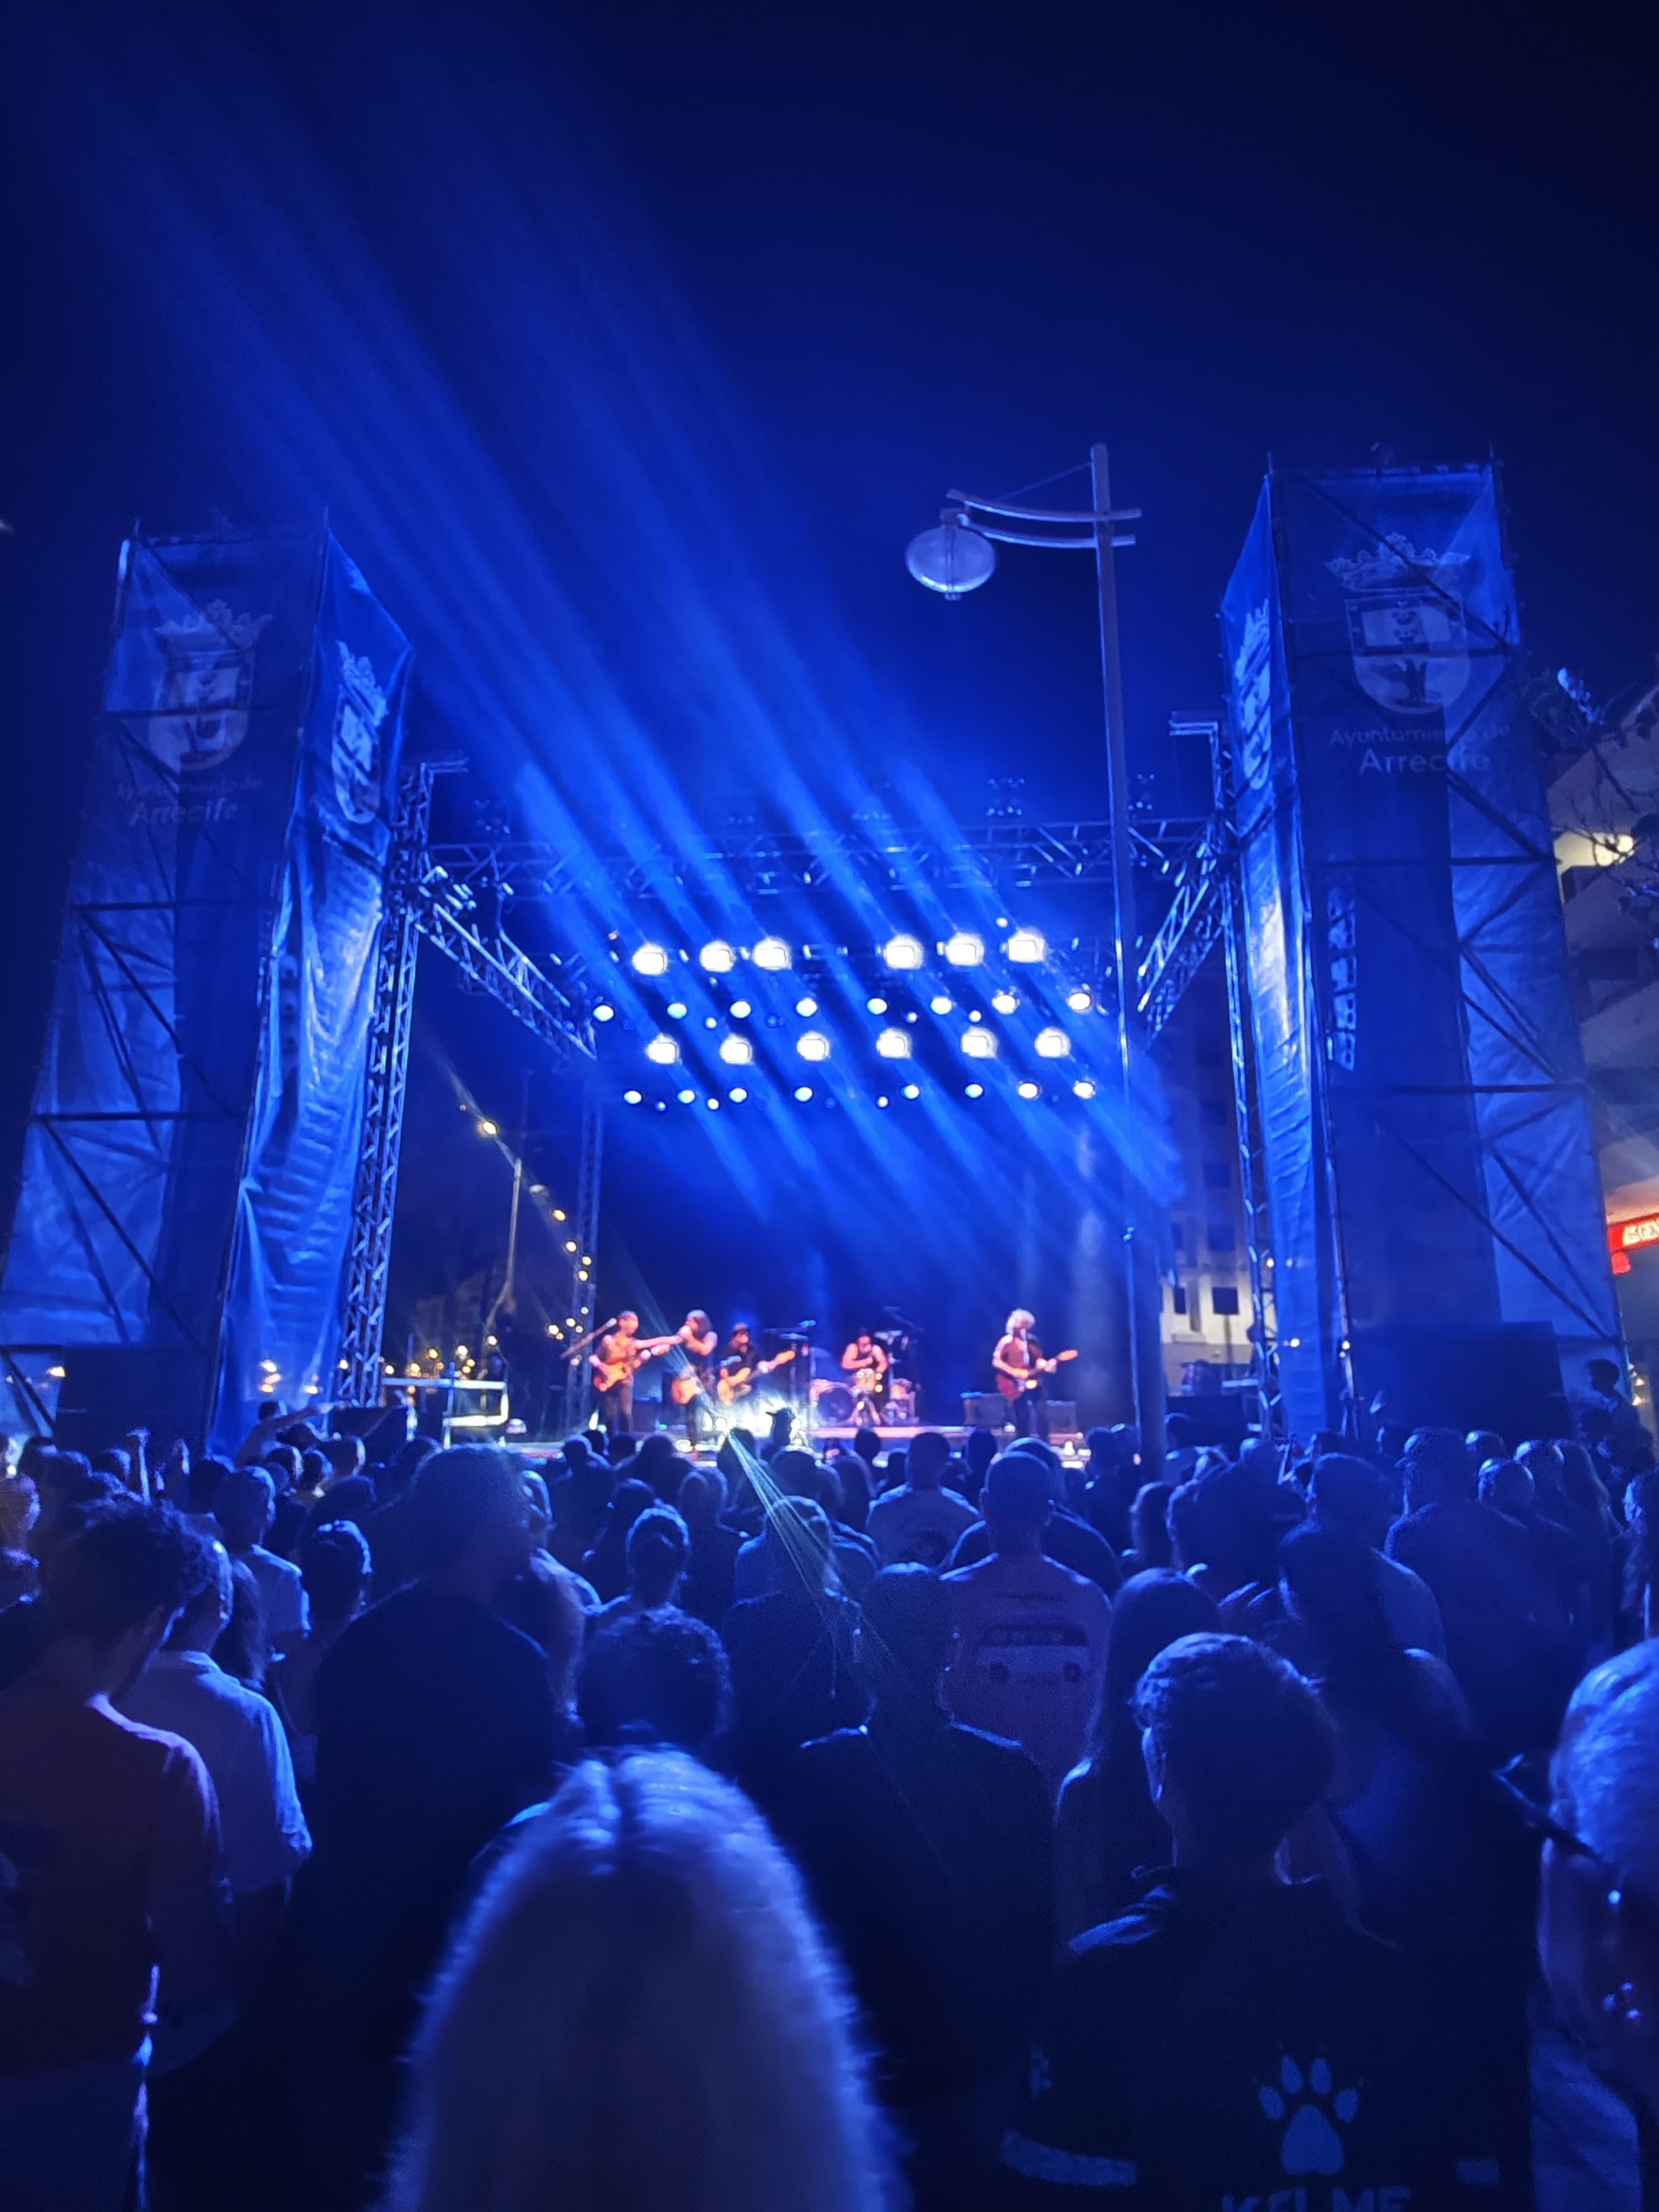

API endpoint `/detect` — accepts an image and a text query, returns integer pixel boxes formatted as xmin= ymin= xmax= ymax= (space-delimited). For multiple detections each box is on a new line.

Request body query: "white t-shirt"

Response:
xmin=120 ymin=1650 xmax=311 ymax=1894
xmin=866 ymin=1482 xmax=979 ymax=1569
xmin=240 ymin=1546 xmax=309 ymax=1642
xmin=944 ymin=1550 xmax=1112 ymax=1796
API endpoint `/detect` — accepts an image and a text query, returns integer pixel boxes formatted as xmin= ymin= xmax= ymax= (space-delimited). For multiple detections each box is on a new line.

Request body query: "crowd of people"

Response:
xmin=3 ymin=1369 xmax=1659 ymax=2210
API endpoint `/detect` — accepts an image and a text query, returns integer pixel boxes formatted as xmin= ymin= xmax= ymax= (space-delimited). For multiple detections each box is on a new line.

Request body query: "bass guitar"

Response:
xmin=995 ymin=1347 xmax=1079 ymax=1401
xmin=716 ymin=1347 xmax=797 ymax=1405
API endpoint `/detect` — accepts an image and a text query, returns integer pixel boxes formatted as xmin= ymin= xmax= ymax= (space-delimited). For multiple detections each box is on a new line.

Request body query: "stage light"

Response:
xmin=623 ymin=1089 xmax=643 ymax=1104
xmin=645 ymin=1034 xmax=679 ymax=1064
xmin=943 ymin=931 xmax=984 ymax=967
xmin=1034 ymin=1027 xmax=1072 ymax=1058
xmin=795 ymin=995 xmax=819 ymax=1017
xmin=1073 ymin=1078 xmax=1097 ymax=1099
xmin=965 ymin=1082 xmax=984 ymax=1098
xmin=962 ymin=1027 xmax=997 ymax=1059
xmin=677 ymin=1088 xmax=696 ymax=1104
xmin=729 ymin=1085 xmax=748 ymax=1102
xmin=552 ymin=1209 xmax=567 ymax=1222
xmin=476 ymin=1118 xmax=498 ymax=1137
xmin=1017 ymin=1081 xmax=1041 ymax=1100
xmin=547 ymin=1323 xmax=559 ymax=1336
xmin=902 ymin=1083 xmax=921 ymax=1100
xmin=876 ymin=1095 xmax=890 ymax=1108
xmin=632 ymin=943 xmax=671 ymax=977
xmin=699 ymin=939 xmax=737 ymax=973
xmin=794 ymin=1084 xmax=814 ymax=1102
xmin=797 ymin=1030 xmax=832 ymax=1062
xmin=594 ymin=1002 xmax=616 ymax=1021
xmin=706 ymin=1098 xmax=720 ymax=1110
xmin=875 ymin=1028 xmax=912 ymax=1058
xmin=866 ymin=995 xmax=888 ymax=1014
xmin=718 ymin=1034 xmax=754 ymax=1065
xmin=730 ymin=999 xmax=752 ymax=1019
xmin=930 ymin=993 xmax=953 ymax=1014
xmin=884 ymin=933 xmax=926 ymax=971
xmin=1066 ymin=987 xmax=1093 ymax=1013
xmin=666 ymin=1001 xmax=688 ymax=1019
xmin=753 ymin=936 xmax=792 ymax=971
xmin=1006 ymin=927 xmax=1047 ymax=963
xmin=564 ymin=1238 xmax=578 ymax=1252
xmin=991 ymin=989 xmax=1019 ymax=1015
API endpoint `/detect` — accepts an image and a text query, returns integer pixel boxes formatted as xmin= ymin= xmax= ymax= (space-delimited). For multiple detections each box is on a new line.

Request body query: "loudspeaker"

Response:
xmin=1046 ymin=1400 xmax=1078 ymax=1434
xmin=1350 ymin=1323 xmax=1569 ymax=1447
xmin=961 ymin=1394 xmax=1009 ymax=1429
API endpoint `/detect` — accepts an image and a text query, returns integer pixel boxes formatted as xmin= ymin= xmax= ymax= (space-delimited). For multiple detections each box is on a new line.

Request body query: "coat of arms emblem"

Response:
xmin=333 ymin=643 xmax=387 ymax=825
xmin=1232 ymin=602 xmax=1273 ymax=790
xmin=150 ymin=601 xmax=272 ymax=772
xmin=1327 ymin=535 xmax=1471 ymax=718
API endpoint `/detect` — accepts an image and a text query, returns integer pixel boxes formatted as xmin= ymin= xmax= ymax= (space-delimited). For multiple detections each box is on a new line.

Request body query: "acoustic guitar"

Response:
xmin=995 ymin=1347 xmax=1080 ymax=1401
xmin=590 ymin=1336 xmax=673 ymax=1393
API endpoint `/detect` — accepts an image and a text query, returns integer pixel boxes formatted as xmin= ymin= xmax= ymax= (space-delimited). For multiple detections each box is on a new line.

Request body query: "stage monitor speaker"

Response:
xmin=1349 ymin=1323 xmax=1569 ymax=1448
xmin=961 ymin=1393 xmax=1008 ymax=1429
xmin=1045 ymin=1400 xmax=1078 ymax=1433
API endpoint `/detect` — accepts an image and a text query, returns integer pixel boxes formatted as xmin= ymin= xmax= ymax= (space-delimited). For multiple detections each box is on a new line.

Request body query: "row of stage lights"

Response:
xmin=618 ymin=928 xmax=1050 ymax=980
xmin=620 ymin=1075 xmax=1101 ymax=1109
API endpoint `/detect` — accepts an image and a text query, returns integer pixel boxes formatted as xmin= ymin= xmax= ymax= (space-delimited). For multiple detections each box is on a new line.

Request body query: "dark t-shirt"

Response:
xmin=946 ymin=1507 xmax=1123 ymax=1594
xmin=296 ymin=1587 xmax=558 ymax=2014
xmin=1001 ymin=1871 xmax=1507 ymax=2209
xmin=766 ymin=1711 xmax=1054 ymax=2105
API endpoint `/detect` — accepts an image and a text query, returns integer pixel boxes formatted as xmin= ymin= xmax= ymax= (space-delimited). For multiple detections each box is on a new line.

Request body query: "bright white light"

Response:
xmin=875 ymin=1028 xmax=912 ymax=1058
xmin=645 ymin=1034 xmax=679 ymax=1064
xmin=706 ymin=1098 xmax=720 ymax=1110
xmin=797 ymin=1030 xmax=832 ymax=1062
xmin=902 ymin=1083 xmax=921 ymax=1100
xmin=631 ymin=942 xmax=671 ymax=977
xmin=665 ymin=1001 xmax=688 ymax=1020
xmin=991 ymin=989 xmax=1019 ymax=1015
xmin=677 ymin=1088 xmax=697 ymax=1104
xmin=961 ymin=1027 xmax=998 ymax=1060
xmin=730 ymin=999 xmax=752 ymax=1019
xmin=699 ymin=939 xmax=737 ymax=973
xmin=1067 ymin=986 xmax=1093 ymax=1013
xmin=965 ymin=1082 xmax=984 ymax=1098
xmin=1017 ymin=1081 xmax=1041 ymax=1100
xmin=718 ymin=1034 xmax=754 ymax=1065
xmin=876 ymin=1095 xmax=890 ymax=1108
xmin=729 ymin=1086 xmax=748 ymax=1102
xmin=623 ymin=1089 xmax=643 ymax=1104
xmin=866 ymin=995 xmax=888 ymax=1014
xmin=476 ymin=1118 xmax=498 ymax=1138
xmin=594 ymin=1002 xmax=616 ymax=1021
xmin=1034 ymin=1027 xmax=1072 ymax=1058
xmin=794 ymin=1084 xmax=814 ymax=1102
xmin=930 ymin=993 xmax=953 ymax=1015
xmin=884 ymin=933 xmax=926 ymax=971
xmin=1006 ymin=928 xmax=1047 ymax=963
xmin=753 ymin=936 xmax=792 ymax=972
xmin=703 ymin=1016 xmax=718 ymax=1030
xmin=943 ymin=931 xmax=985 ymax=967
xmin=792 ymin=996 xmax=815 ymax=1019
xmin=1073 ymin=1078 xmax=1097 ymax=1099
xmin=564 ymin=1240 xmax=578 ymax=1253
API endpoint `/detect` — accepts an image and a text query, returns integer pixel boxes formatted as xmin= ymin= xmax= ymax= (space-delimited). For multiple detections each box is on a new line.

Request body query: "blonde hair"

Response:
xmin=384 ymin=1753 xmax=895 ymax=2212
xmin=1005 ymin=1309 xmax=1035 ymax=1335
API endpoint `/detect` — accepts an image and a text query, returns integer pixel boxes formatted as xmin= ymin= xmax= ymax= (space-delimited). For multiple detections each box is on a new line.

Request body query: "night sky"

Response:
xmin=3 ymin=0 xmax=1655 ymax=1358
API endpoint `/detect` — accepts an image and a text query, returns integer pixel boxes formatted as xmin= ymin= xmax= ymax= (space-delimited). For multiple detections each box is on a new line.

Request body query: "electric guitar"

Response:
xmin=716 ymin=1347 xmax=797 ymax=1405
xmin=590 ymin=1336 xmax=673 ymax=1393
xmin=995 ymin=1347 xmax=1079 ymax=1401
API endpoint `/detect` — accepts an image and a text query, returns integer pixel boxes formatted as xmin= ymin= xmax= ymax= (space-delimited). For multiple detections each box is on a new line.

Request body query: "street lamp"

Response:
xmin=906 ymin=445 xmax=1162 ymax=1456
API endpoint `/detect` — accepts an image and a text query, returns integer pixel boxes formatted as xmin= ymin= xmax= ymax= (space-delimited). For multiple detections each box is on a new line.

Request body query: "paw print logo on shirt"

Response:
xmin=1258 ymin=2054 xmax=1359 ymax=2176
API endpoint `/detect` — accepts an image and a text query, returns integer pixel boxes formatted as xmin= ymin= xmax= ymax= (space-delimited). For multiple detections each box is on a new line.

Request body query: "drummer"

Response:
xmin=840 ymin=1329 xmax=890 ymax=1427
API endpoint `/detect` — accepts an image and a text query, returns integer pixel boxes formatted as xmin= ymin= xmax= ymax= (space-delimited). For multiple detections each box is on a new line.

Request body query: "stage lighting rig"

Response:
xmin=752 ymin=936 xmax=792 ymax=970
xmin=883 ymin=933 xmax=926 ymax=970
xmin=943 ymin=931 xmax=985 ymax=967
xmin=632 ymin=942 xmax=671 ymax=976
xmin=1006 ymin=928 xmax=1047 ymax=963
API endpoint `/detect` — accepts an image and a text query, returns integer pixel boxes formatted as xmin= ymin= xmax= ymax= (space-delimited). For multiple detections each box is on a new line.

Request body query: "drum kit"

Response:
xmin=807 ymin=1321 xmax=919 ymax=1429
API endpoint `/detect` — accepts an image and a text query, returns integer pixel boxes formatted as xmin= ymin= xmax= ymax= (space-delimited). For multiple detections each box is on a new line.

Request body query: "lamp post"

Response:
xmin=907 ymin=446 xmax=1163 ymax=1458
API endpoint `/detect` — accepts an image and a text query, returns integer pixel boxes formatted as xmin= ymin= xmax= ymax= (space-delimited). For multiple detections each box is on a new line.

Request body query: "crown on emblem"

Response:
xmin=156 ymin=601 xmax=274 ymax=652
xmin=336 ymin=642 xmax=386 ymax=726
xmin=1326 ymin=534 xmax=1471 ymax=592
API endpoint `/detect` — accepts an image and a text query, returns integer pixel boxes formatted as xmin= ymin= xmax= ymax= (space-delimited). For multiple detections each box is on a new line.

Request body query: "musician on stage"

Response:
xmin=841 ymin=1330 xmax=890 ymax=1428
xmin=592 ymin=1310 xmax=645 ymax=1435
xmin=673 ymin=1309 xmax=719 ymax=1445
xmin=993 ymin=1307 xmax=1050 ymax=1441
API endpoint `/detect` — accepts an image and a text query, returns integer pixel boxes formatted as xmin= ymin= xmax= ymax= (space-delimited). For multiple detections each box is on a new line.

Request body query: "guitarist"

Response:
xmin=670 ymin=1310 xmax=719 ymax=1445
xmin=993 ymin=1307 xmax=1051 ymax=1441
xmin=592 ymin=1311 xmax=646 ymax=1433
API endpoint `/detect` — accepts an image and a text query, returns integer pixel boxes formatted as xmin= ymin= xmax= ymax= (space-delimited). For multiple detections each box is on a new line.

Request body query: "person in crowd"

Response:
xmin=943 ymin=1453 xmax=1112 ymax=1797
xmin=591 ymin=1504 xmax=690 ymax=1627
xmin=545 ymin=1457 xmax=613 ymax=1574
xmin=630 ymin=1431 xmax=684 ymax=1503
xmin=213 ymin=1556 xmax=269 ymax=1689
xmin=720 ymin=1499 xmax=866 ymax=1796
xmin=362 ymin=1437 xmax=437 ymax=1599
xmin=269 ymin=1519 xmax=374 ymax=1788
xmin=494 ymin=1468 xmax=600 ymax=1645
xmin=214 ymin=1468 xmax=308 ymax=1663
xmin=1078 ymin=1426 xmax=1141 ymax=1552
xmin=735 ymin=1456 xmax=878 ymax=1601
xmin=833 ymin=1441 xmax=873 ymax=1531
xmin=944 ymin=1444 xmax=1121 ymax=1595
xmin=1580 ymin=1357 xmax=1652 ymax=1469
xmin=1541 ymin=1640 xmax=1659 ymax=2136
xmin=1306 ymin=1451 xmax=1444 ymax=1656
xmin=580 ymin=1476 xmax=656 ymax=1602
xmin=1162 ymin=1411 xmax=1202 ymax=1484
xmin=676 ymin=1467 xmax=742 ymax=1626
xmin=1165 ymin=1460 xmax=1283 ymax=1604
xmin=1120 ymin=1480 xmax=1175 ymax=1575
xmin=0 ymin=1501 xmax=233 ymax=2212
xmin=0 ymin=1468 xmax=39 ymax=1605
xmin=1054 ymin=1569 xmax=1220 ymax=1941
xmin=287 ymin=1447 xmax=560 ymax=2207
xmin=867 ymin=1429 xmax=980 ymax=1568
xmin=1002 ymin=1633 xmax=1507 ymax=2208
xmin=381 ymin=1753 xmax=898 ymax=2212
xmin=767 ymin=1565 xmax=1053 ymax=2208
xmin=960 ymin=1425 xmax=998 ymax=1504
xmin=179 ymin=1455 xmax=232 ymax=1540
xmin=301 ymin=1473 xmax=376 ymax=1546
xmin=577 ymin=1606 xmax=731 ymax=1753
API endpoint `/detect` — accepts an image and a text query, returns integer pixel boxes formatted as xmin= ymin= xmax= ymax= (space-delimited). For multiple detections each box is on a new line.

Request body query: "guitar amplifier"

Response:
xmin=961 ymin=1394 xmax=1009 ymax=1429
xmin=1046 ymin=1401 xmax=1078 ymax=1434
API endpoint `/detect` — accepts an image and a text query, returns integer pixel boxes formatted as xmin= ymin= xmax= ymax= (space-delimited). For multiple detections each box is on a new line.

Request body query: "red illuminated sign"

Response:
xmin=1609 ymin=1213 xmax=1659 ymax=1258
